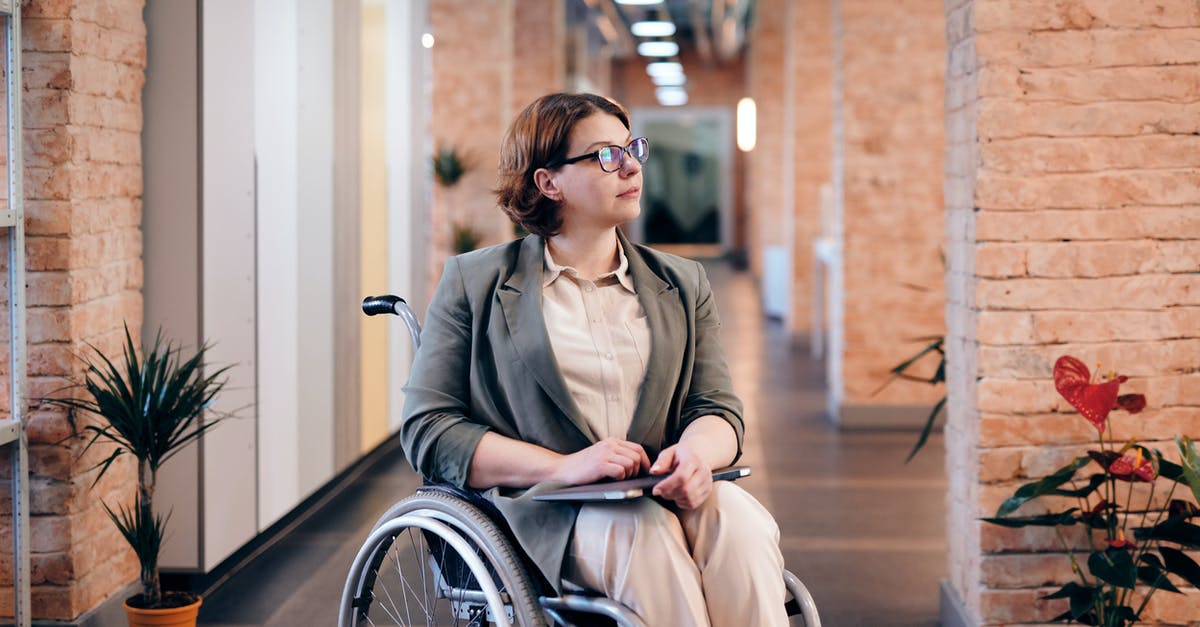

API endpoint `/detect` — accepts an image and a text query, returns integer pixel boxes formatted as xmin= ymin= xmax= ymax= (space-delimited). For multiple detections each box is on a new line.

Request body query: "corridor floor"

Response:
xmin=195 ymin=261 xmax=948 ymax=627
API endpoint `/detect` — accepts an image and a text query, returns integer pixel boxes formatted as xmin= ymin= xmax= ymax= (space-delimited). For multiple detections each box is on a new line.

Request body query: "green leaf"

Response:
xmin=1134 ymin=519 xmax=1200 ymax=549
xmin=1088 ymin=548 xmax=1137 ymax=589
xmin=1177 ymin=435 xmax=1200 ymax=505
xmin=1054 ymin=473 xmax=1106 ymax=498
xmin=1159 ymin=546 xmax=1200 ymax=589
xmin=905 ymin=396 xmax=946 ymax=463
xmin=1136 ymin=553 xmax=1182 ymax=593
xmin=1042 ymin=582 xmax=1100 ymax=620
xmin=996 ymin=456 xmax=1092 ymax=517
xmin=981 ymin=509 xmax=1080 ymax=528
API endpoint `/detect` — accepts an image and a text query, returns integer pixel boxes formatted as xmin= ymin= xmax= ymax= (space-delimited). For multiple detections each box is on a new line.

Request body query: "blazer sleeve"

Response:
xmin=400 ymin=257 xmax=490 ymax=487
xmin=677 ymin=261 xmax=746 ymax=462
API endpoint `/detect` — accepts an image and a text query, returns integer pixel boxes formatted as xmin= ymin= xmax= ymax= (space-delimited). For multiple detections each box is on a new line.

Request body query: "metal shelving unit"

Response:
xmin=0 ymin=0 xmax=29 ymax=624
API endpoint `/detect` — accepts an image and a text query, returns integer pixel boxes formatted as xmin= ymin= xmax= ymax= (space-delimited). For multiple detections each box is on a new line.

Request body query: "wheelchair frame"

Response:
xmin=339 ymin=295 xmax=821 ymax=627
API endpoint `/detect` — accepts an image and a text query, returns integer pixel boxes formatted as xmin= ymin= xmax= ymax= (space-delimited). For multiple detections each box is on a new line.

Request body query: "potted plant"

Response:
xmin=45 ymin=325 xmax=230 ymax=627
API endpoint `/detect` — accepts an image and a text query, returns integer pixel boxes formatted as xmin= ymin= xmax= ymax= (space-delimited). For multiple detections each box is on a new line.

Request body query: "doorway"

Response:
xmin=630 ymin=108 xmax=733 ymax=254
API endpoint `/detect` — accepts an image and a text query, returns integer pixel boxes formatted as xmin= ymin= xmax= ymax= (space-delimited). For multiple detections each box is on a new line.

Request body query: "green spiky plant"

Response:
xmin=45 ymin=325 xmax=230 ymax=609
xmin=874 ymin=336 xmax=946 ymax=462
xmin=432 ymin=145 xmax=469 ymax=187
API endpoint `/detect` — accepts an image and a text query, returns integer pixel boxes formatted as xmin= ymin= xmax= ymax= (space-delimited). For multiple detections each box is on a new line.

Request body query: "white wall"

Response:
xmin=386 ymin=0 xmax=430 ymax=433
xmin=254 ymin=0 xmax=338 ymax=529
xmin=202 ymin=0 xmax=259 ymax=570
xmin=146 ymin=0 xmax=426 ymax=574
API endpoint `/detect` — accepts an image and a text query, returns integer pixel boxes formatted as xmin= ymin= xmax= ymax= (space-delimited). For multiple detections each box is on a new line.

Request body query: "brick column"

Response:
xmin=839 ymin=0 xmax=946 ymax=411
xmin=745 ymin=0 xmax=786 ymax=279
xmin=0 ymin=0 xmax=145 ymax=620
xmin=787 ymin=0 xmax=833 ymax=336
xmin=511 ymin=0 xmax=565 ymax=121
xmin=945 ymin=0 xmax=1200 ymax=623
xmin=428 ymin=0 xmax=514 ymax=289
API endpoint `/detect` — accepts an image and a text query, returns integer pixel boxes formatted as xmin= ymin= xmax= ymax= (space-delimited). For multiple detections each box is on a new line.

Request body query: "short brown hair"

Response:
xmin=495 ymin=93 xmax=630 ymax=237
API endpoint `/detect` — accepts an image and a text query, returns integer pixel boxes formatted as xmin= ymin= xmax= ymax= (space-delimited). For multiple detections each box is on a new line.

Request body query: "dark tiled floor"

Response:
xmin=196 ymin=262 xmax=947 ymax=626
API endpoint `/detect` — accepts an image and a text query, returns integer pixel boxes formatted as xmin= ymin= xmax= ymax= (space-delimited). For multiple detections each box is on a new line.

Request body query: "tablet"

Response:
xmin=533 ymin=466 xmax=751 ymax=502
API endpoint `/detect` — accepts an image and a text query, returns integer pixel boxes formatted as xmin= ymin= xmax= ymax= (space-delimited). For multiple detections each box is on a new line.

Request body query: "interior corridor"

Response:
xmin=194 ymin=261 xmax=947 ymax=627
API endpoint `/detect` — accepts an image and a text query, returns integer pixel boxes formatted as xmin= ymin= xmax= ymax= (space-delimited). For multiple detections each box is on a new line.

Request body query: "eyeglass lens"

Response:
xmin=598 ymin=137 xmax=649 ymax=172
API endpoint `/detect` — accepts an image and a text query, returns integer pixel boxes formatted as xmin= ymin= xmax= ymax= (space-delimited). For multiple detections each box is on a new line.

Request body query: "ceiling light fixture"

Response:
xmin=637 ymin=41 xmax=680 ymax=57
xmin=655 ymin=87 xmax=688 ymax=106
xmin=646 ymin=61 xmax=684 ymax=77
xmin=652 ymin=73 xmax=686 ymax=86
xmin=631 ymin=20 xmax=676 ymax=38
xmin=615 ymin=0 xmax=663 ymax=5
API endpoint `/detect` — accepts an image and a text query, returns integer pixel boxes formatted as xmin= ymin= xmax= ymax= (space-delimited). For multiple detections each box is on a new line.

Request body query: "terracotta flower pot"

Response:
xmin=123 ymin=595 xmax=202 ymax=627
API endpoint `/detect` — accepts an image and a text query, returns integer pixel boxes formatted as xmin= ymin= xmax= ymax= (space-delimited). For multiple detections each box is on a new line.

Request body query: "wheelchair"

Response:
xmin=338 ymin=295 xmax=821 ymax=627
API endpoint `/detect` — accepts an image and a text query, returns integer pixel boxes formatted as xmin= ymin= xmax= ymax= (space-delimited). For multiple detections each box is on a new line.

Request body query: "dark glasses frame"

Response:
xmin=546 ymin=137 xmax=649 ymax=173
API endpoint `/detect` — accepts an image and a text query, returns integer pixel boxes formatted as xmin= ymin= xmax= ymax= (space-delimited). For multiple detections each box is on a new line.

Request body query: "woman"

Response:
xmin=402 ymin=92 xmax=787 ymax=626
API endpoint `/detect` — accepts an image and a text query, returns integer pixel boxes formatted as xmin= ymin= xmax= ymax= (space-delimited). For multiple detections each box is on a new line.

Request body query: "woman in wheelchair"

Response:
xmin=401 ymin=92 xmax=788 ymax=626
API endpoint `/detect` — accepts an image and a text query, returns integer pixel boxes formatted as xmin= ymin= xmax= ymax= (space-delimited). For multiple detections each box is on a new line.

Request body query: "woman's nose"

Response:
xmin=619 ymin=152 xmax=642 ymax=176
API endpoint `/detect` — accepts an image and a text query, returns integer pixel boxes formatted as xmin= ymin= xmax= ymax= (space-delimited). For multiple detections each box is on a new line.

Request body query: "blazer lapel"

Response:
xmin=497 ymin=235 xmax=597 ymax=443
xmin=621 ymin=231 xmax=687 ymax=445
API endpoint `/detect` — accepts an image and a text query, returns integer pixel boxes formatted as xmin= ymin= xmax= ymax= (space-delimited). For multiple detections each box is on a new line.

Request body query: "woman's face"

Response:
xmin=544 ymin=112 xmax=643 ymax=234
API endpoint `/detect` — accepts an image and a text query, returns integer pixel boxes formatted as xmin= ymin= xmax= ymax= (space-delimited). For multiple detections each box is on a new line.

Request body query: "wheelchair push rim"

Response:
xmin=339 ymin=491 xmax=545 ymax=627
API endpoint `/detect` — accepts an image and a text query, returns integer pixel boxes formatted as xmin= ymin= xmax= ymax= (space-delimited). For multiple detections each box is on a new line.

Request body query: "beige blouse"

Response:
xmin=542 ymin=245 xmax=651 ymax=440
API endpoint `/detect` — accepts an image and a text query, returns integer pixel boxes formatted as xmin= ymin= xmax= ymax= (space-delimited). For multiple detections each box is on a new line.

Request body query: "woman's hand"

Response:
xmin=649 ymin=443 xmax=713 ymax=509
xmin=551 ymin=438 xmax=651 ymax=485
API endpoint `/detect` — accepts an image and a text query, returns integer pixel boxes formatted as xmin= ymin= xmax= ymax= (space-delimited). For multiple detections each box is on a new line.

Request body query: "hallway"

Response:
xmin=195 ymin=261 xmax=947 ymax=627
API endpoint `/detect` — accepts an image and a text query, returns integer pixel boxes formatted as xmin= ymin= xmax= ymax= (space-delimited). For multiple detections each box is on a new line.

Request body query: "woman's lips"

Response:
xmin=618 ymin=187 xmax=641 ymax=199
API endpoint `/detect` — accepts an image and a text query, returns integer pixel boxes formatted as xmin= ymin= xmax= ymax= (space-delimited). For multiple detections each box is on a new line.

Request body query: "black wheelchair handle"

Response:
xmin=362 ymin=294 xmax=404 ymax=316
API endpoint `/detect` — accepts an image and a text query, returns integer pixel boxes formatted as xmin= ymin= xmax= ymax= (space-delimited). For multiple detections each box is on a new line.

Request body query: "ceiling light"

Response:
xmin=646 ymin=61 xmax=683 ymax=77
xmin=637 ymin=41 xmax=679 ymax=57
xmin=615 ymin=0 xmax=663 ymax=5
xmin=631 ymin=20 xmax=676 ymax=37
xmin=655 ymin=87 xmax=688 ymax=106
xmin=652 ymin=73 xmax=686 ymax=86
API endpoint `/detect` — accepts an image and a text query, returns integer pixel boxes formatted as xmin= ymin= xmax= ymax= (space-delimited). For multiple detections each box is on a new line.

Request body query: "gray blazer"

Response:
xmin=401 ymin=232 xmax=744 ymax=590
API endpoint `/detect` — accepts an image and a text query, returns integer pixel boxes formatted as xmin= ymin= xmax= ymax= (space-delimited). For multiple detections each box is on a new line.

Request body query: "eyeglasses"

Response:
xmin=549 ymin=137 xmax=649 ymax=173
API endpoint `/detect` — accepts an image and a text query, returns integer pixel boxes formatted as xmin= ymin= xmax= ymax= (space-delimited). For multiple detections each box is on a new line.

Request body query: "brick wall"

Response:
xmin=0 ymin=0 xmax=146 ymax=619
xmin=745 ymin=0 xmax=786 ymax=278
xmin=429 ymin=0 xmax=514 ymax=287
xmin=427 ymin=0 xmax=569 ymax=291
xmin=511 ymin=0 xmax=564 ymax=119
xmin=840 ymin=0 xmax=946 ymax=406
xmin=946 ymin=0 xmax=1200 ymax=623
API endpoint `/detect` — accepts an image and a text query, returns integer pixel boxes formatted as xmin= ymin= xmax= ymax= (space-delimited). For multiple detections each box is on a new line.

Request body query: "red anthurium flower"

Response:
xmin=1116 ymin=394 xmax=1146 ymax=414
xmin=1107 ymin=529 xmax=1135 ymax=550
xmin=1108 ymin=449 xmax=1156 ymax=482
xmin=1054 ymin=356 xmax=1126 ymax=432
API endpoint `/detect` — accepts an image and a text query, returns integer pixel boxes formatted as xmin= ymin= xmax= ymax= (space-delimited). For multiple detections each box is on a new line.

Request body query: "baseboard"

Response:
xmin=939 ymin=579 xmax=976 ymax=627
xmin=838 ymin=403 xmax=942 ymax=431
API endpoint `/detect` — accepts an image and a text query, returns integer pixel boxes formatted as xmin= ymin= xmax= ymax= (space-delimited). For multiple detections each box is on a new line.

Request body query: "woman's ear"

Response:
xmin=533 ymin=168 xmax=563 ymax=201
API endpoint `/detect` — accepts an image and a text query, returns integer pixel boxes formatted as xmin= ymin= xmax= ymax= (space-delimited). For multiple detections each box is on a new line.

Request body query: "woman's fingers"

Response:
xmin=650 ymin=445 xmax=677 ymax=475
xmin=617 ymin=440 xmax=652 ymax=473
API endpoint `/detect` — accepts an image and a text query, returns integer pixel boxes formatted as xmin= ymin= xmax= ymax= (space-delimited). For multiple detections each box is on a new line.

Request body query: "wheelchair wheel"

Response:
xmin=339 ymin=491 xmax=545 ymax=627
